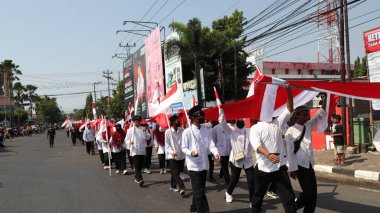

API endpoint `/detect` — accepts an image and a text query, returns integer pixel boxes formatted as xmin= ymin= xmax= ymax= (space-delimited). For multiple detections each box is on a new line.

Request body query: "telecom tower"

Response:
xmin=317 ymin=0 xmax=340 ymax=64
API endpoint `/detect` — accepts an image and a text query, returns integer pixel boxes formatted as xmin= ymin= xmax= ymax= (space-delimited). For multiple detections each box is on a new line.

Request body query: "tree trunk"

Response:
xmin=194 ymin=59 xmax=203 ymax=107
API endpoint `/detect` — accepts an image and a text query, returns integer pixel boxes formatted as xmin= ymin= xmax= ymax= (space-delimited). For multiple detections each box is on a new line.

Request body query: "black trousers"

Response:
xmin=218 ymin=156 xmax=230 ymax=184
xmin=104 ymin=152 xmax=112 ymax=166
xmin=296 ymin=164 xmax=317 ymax=213
xmin=268 ymin=181 xmax=277 ymax=193
xmin=71 ymin=136 xmax=76 ymax=145
xmin=113 ymin=152 xmax=126 ymax=171
xmin=85 ymin=141 xmax=94 ymax=154
xmin=133 ymin=155 xmax=145 ymax=181
xmin=98 ymin=149 xmax=105 ymax=164
xmin=158 ymin=154 xmax=166 ymax=169
xmin=227 ymin=163 xmax=254 ymax=202
xmin=169 ymin=159 xmax=185 ymax=189
xmin=120 ymin=149 xmax=127 ymax=170
xmin=126 ymin=149 xmax=134 ymax=169
xmin=208 ymin=154 xmax=214 ymax=178
xmin=179 ymin=159 xmax=185 ymax=173
xmin=189 ymin=170 xmax=210 ymax=213
xmin=143 ymin=146 xmax=153 ymax=169
xmin=49 ymin=137 xmax=54 ymax=147
xmin=252 ymin=165 xmax=296 ymax=213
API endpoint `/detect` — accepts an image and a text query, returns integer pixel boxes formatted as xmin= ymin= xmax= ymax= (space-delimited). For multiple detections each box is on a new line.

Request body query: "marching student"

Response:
xmin=83 ymin=123 xmax=96 ymax=155
xmin=47 ymin=125 xmax=56 ymax=148
xmin=110 ymin=124 xmax=128 ymax=175
xmin=212 ymin=120 xmax=231 ymax=185
xmin=100 ymin=125 xmax=112 ymax=170
xmin=285 ymin=96 xmax=327 ymax=213
xmin=182 ymin=105 xmax=221 ymax=213
xmin=218 ymin=107 xmax=254 ymax=205
xmin=165 ymin=115 xmax=186 ymax=196
xmin=153 ymin=123 xmax=167 ymax=174
xmin=249 ymin=85 xmax=296 ymax=213
xmin=143 ymin=122 xmax=153 ymax=174
xmin=126 ymin=115 xmax=151 ymax=187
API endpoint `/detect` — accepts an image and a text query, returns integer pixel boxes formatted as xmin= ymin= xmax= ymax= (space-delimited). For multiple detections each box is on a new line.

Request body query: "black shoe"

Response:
xmin=139 ymin=180 xmax=144 ymax=187
xmin=190 ymin=205 xmax=197 ymax=213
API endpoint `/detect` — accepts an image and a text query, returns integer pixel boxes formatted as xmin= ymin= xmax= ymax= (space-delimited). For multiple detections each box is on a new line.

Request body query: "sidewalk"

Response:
xmin=314 ymin=150 xmax=380 ymax=182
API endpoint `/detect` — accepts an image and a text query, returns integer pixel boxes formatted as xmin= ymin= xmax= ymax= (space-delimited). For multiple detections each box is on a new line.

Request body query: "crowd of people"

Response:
xmin=65 ymin=86 xmax=332 ymax=213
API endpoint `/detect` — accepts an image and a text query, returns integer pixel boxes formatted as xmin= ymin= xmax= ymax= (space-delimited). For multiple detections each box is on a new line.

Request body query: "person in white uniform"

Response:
xmin=212 ymin=120 xmax=231 ymax=185
xmin=125 ymin=115 xmax=151 ymax=187
xmin=182 ymin=105 xmax=221 ymax=213
xmin=165 ymin=115 xmax=186 ymax=195
xmin=285 ymin=97 xmax=327 ymax=213
xmin=218 ymin=107 xmax=254 ymax=205
xmin=249 ymin=86 xmax=296 ymax=213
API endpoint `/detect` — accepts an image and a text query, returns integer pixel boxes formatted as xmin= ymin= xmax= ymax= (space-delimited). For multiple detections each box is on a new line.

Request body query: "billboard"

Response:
xmin=145 ymin=27 xmax=164 ymax=117
xmin=364 ymin=26 xmax=380 ymax=110
xmin=133 ymin=46 xmax=148 ymax=118
xmin=164 ymin=32 xmax=183 ymax=112
xmin=123 ymin=57 xmax=134 ymax=115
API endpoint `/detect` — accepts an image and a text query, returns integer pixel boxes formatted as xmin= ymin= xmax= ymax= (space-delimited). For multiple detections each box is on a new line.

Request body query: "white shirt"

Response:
xmin=212 ymin=124 xmax=231 ymax=156
xmin=83 ymin=127 xmax=95 ymax=142
xmin=125 ymin=126 xmax=151 ymax=156
xmin=147 ymin=128 xmax=154 ymax=147
xmin=250 ymin=109 xmax=292 ymax=173
xmin=219 ymin=109 xmax=254 ymax=168
xmin=181 ymin=124 xmax=219 ymax=171
xmin=96 ymin=131 xmax=109 ymax=153
xmin=165 ymin=127 xmax=185 ymax=160
xmin=285 ymin=108 xmax=327 ymax=172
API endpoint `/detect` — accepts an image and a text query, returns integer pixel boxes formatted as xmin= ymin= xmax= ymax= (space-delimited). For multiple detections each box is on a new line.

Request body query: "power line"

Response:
xmin=44 ymin=89 xmax=109 ymax=97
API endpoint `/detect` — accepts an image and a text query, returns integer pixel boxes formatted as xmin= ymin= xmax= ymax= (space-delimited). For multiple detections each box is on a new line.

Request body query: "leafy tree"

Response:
xmin=25 ymin=84 xmax=38 ymax=119
xmin=0 ymin=109 xmax=5 ymax=122
xmin=14 ymin=108 xmax=28 ymax=126
xmin=35 ymin=96 xmax=62 ymax=124
xmin=360 ymin=56 xmax=367 ymax=77
xmin=109 ymin=82 xmax=125 ymax=119
xmin=13 ymin=82 xmax=27 ymax=105
xmin=353 ymin=56 xmax=361 ymax=78
xmin=95 ymin=97 xmax=108 ymax=118
xmin=165 ymin=18 xmax=212 ymax=106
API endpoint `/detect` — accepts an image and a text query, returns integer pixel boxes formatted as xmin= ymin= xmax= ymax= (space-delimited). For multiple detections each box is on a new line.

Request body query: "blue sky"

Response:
xmin=0 ymin=0 xmax=379 ymax=113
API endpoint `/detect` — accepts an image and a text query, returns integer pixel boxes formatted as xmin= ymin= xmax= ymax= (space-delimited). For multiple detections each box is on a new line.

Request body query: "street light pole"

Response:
xmin=339 ymin=0 xmax=347 ymax=146
xmin=93 ymin=81 xmax=101 ymax=103
xmin=102 ymin=70 xmax=113 ymax=106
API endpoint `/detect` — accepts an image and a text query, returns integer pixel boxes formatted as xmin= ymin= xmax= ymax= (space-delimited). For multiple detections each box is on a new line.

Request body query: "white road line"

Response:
xmin=357 ymin=188 xmax=380 ymax=193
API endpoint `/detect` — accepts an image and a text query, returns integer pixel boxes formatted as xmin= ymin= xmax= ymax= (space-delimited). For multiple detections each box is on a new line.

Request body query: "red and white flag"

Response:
xmin=61 ymin=117 xmax=72 ymax=128
xmin=92 ymin=102 xmax=97 ymax=120
xmin=154 ymin=82 xmax=182 ymax=116
xmin=247 ymin=66 xmax=263 ymax=97
xmin=213 ymin=87 xmax=222 ymax=106
xmin=192 ymin=94 xmax=197 ymax=107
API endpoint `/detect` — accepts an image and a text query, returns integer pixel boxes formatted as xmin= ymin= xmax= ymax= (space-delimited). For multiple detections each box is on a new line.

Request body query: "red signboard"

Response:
xmin=364 ymin=27 xmax=380 ymax=53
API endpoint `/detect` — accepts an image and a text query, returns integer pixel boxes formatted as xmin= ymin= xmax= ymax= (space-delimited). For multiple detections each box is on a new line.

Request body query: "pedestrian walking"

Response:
xmin=212 ymin=119 xmax=231 ymax=186
xmin=154 ymin=123 xmax=167 ymax=174
xmin=47 ymin=125 xmax=56 ymax=148
xmin=110 ymin=124 xmax=127 ymax=175
xmin=83 ymin=124 xmax=95 ymax=155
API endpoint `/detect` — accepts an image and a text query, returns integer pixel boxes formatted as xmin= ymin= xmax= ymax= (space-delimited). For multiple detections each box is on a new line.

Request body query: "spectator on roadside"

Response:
xmin=331 ymin=115 xmax=346 ymax=166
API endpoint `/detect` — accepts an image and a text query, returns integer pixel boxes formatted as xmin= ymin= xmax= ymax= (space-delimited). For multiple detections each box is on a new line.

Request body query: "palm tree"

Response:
xmin=0 ymin=60 xmax=22 ymax=127
xmin=13 ymin=82 xmax=27 ymax=127
xmin=165 ymin=18 xmax=211 ymax=107
xmin=25 ymin=84 xmax=38 ymax=120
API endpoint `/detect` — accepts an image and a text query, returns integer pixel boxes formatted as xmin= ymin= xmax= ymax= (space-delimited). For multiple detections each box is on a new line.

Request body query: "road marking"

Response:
xmin=358 ymin=188 xmax=380 ymax=193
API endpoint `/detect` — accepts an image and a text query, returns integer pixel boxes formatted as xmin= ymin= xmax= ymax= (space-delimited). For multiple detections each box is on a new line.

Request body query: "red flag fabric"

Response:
xmin=155 ymin=82 xmax=181 ymax=115
xmin=192 ymin=94 xmax=197 ymax=107
xmin=214 ymin=87 xmax=222 ymax=106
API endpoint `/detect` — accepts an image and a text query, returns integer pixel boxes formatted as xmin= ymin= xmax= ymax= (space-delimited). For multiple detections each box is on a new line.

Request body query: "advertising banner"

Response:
xmin=164 ymin=32 xmax=183 ymax=112
xmin=364 ymin=26 xmax=380 ymax=110
xmin=145 ymin=27 xmax=164 ymax=117
xmin=123 ymin=57 xmax=134 ymax=114
xmin=133 ymin=46 xmax=148 ymax=117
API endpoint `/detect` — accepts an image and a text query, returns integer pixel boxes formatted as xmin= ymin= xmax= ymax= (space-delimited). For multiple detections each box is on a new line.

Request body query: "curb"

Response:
xmin=314 ymin=164 xmax=380 ymax=182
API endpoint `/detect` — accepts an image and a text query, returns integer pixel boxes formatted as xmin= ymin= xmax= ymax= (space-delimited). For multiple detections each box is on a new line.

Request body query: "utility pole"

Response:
xmin=93 ymin=81 xmax=101 ymax=103
xmin=339 ymin=0 xmax=347 ymax=146
xmin=102 ymin=70 xmax=113 ymax=106
xmin=344 ymin=0 xmax=354 ymax=146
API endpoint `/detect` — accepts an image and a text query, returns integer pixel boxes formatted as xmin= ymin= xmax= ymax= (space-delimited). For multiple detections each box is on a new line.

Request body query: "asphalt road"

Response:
xmin=0 ymin=130 xmax=379 ymax=213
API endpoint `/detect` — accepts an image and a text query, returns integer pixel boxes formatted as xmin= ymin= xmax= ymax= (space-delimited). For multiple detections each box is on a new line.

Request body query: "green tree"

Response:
xmin=83 ymin=93 xmax=93 ymax=119
xmin=360 ymin=56 xmax=367 ymax=77
xmin=25 ymin=84 xmax=38 ymax=119
xmin=207 ymin=10 xmax=253 ymax=101
xmin=0 ymin=109 xmax=5 ymax=122
xmin=109 ymin=82 xmax=125 ymax=119
xmin=14 ymin=108 xmax=28 ymax=126
xmin=35 ymin=96 xmax=62 ymax=124
xmin=165 ymin=18 xmax=212 ymax=106
xmin=353 ymin=56 xmax=361 ymax=78
xmin=95 ymin=97 xmax=108 ymax=117
xmin=0 ymin=60 xmax=22 ymax=126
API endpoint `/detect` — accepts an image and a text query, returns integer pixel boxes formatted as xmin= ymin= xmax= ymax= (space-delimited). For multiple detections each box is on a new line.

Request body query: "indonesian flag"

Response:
xmin=150 ymin=82 xmax=162 ymax=109
xmin=61 ymin=117 xmax=72 ymax=128
xmin=247 ymin=66 xmax=263 ymax=97
xmin=92 ymin=102 xmax=97 ymax=120
xmin=154 ymin=82 xmax=182 ymax=116
xmin=214 ymin=87 xmax=222 ymax=106
xmin=192 ymin=94 xmax=197 ymax=107
xmin=125 ymin=103 xmax=134 ymax=121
